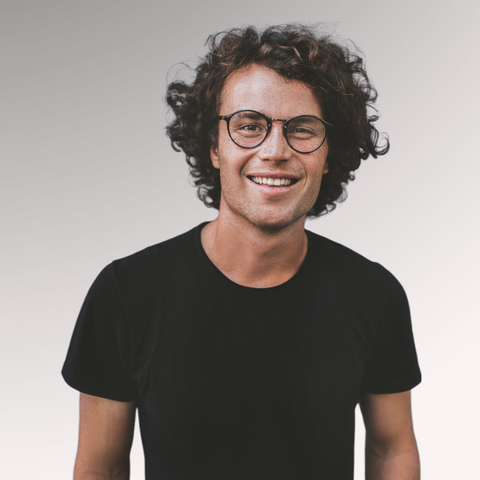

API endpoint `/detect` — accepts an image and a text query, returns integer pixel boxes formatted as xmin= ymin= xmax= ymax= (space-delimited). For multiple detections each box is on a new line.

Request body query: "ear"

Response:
xmin=210 ymin=145 xmax=220 ymax=169
xmin=322 ymin=143 xmax=329 ymax=174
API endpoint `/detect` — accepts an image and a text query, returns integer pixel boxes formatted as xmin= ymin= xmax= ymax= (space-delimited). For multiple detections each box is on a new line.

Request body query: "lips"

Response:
xmin=248 ymin=175 xmax=298 ymax=187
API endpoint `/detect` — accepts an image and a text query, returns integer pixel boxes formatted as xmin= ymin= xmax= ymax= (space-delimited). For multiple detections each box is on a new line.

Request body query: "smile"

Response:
xmin=249 ymin=176 xmax=296 ymax=187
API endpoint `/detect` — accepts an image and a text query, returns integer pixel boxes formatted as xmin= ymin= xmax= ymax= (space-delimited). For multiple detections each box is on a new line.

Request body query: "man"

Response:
xmin=63 ymin=24 xmax=421 ymax=480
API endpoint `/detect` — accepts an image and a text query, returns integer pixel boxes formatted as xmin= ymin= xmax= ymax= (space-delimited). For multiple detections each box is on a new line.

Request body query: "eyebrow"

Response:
xmin=236 ymin=111 xmax=264 ymax=119
xmin=288 ymin=116 xmax=321 ymax=124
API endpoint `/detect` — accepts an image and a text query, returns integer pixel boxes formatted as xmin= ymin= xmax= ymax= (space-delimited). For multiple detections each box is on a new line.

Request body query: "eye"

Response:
xmin=288 ymin=126 xmax=316 ymax=138
xmin=240 ymin=123 xmax=265 ymax=133
xmin=228 ymin=111 xmax=269 ymax=145
xmin=231 ymin=118 xmax=267 ymax=136
xmin=287 ymin=117 xmax=325 ymax=139
xmin=292 ymin=126 xmax=314 ymax=134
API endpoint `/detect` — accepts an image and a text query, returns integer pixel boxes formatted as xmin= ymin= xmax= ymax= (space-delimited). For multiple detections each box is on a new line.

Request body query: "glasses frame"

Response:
xmin=215 ymin=109 xmax=332 ymax=154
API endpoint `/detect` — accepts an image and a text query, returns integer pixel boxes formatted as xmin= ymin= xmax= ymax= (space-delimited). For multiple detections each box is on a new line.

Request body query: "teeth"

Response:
xmin=252 ymin=177 xmax=292 ymax=186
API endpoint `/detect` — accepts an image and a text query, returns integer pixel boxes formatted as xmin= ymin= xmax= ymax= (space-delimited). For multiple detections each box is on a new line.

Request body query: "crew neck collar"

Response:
xmin=193 ymin=222 xmax=314 ymax=295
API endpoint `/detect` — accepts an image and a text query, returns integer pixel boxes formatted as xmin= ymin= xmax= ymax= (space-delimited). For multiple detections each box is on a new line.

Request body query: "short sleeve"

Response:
xmin=362 ymin=271 xmax=422 ymax=394
xmin=61 ymin=264 xmax=137 ymax=401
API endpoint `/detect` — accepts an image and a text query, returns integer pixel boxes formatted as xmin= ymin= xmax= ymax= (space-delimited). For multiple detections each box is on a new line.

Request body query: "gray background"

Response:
xmin=2 ymin=0 xmax=479 ymax=478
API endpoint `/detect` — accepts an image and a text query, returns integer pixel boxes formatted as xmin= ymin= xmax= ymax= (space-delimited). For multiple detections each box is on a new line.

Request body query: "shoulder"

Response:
xmin=107 ymin=223 xmax=204 ymax=280
xmin=83 ymin=224 xmax=206 ymax=305
xmin=306 ymin=229 xmax=403 ymax=293
xmin=80 ymin=223 xmax=207 ymax=324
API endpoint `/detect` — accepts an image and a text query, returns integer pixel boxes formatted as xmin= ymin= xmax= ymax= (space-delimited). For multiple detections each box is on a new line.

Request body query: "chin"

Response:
xmin=244 ymin=207 xmax=309 ymax=232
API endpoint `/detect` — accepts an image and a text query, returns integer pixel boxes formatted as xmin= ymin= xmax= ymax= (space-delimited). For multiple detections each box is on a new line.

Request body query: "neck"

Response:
xmin=201 ymin=213 xmax=308 ymax=288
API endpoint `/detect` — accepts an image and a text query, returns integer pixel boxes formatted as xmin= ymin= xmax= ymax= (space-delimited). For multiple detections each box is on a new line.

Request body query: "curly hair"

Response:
xmin=166 ymin=24 xmax=389 ymax=217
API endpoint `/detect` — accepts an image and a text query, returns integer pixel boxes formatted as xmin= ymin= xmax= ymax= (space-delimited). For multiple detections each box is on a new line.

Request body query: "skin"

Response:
xmin=73 ymin=63 xmax=419 ymax=479
xmin=361 ymin=391 xmax=420 ymax=480
xmin=73 ymin=394 xmax=135 ymax=480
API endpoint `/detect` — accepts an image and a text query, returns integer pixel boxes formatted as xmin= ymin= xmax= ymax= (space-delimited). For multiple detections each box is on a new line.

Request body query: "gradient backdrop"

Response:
xmin=2 ymin=0 xmax=479 ymax=478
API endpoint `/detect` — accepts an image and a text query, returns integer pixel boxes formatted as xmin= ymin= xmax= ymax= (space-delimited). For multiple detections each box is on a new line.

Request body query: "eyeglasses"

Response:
xmin=215 ymin=110 xmax=332 ymax=154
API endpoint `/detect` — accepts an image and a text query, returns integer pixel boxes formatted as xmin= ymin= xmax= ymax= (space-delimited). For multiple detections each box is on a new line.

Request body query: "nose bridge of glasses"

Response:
xmin=269 ymin=118 xmax=288 ymax=131
xmin=268 ymin=118 xmax=292 ymax=144
xmin=267 ymin=118 xmax=288 ymax=135
xmin=261 ymin=118 xmax=290 ymax=153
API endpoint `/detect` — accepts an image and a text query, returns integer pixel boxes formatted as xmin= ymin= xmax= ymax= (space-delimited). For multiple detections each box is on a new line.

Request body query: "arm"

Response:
xmin=74 ymin=393 xmax=136 ymax=480
xmin=360 ymin=390 xmax=420 ymax=480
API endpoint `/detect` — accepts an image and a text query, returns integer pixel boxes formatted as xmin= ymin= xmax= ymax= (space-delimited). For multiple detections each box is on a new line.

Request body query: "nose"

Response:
xmin=257 ymin=122 xmax=291 ymax=163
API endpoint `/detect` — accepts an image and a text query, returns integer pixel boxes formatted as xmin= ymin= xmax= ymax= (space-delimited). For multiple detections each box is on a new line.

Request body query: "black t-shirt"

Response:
xmin=62 ymin=223 xmax=421 ymax=480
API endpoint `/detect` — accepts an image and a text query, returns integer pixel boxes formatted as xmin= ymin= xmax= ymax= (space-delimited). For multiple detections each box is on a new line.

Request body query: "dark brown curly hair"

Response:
xmin=166 ymin=24 xmax=389 ymax=217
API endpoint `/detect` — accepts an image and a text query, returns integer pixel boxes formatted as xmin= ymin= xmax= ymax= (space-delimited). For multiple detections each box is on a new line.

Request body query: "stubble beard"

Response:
xmin=219 ymin=183 xmax=321 ymax=233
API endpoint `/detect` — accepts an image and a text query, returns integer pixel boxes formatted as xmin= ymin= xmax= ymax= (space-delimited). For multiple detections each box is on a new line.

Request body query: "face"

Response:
xmin=210 ymin=63 xmax=329 ymax=231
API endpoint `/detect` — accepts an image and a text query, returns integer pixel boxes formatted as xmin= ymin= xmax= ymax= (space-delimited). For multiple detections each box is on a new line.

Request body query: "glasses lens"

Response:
xmin=286 ymin=116 xmax=326 ymax=153
xmin=229 ymin=111 xmax=268 ymax=148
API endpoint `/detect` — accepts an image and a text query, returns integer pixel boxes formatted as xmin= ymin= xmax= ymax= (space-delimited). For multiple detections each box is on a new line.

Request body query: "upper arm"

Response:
xmin=74 ymin=393 xmax=136 ymax=479
xmin=360 ymin=390 xmax=417 ymax=453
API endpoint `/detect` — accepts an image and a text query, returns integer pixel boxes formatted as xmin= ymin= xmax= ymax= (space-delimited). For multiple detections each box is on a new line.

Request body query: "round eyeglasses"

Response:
xmin=215 ymin=110 xmax=332 ymax=154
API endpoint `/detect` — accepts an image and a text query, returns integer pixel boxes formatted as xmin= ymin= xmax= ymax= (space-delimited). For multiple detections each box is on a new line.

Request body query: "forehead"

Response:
xmin=219 ymin=64 xmax=322 ymax=118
